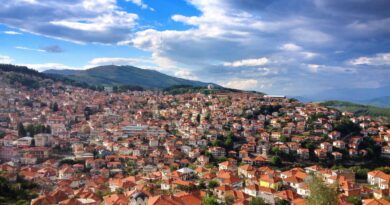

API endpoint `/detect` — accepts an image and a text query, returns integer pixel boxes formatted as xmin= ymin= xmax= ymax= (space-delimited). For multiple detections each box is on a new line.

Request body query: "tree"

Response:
xmin=307 ymin=175 xmax=338 ymax=205
xmin=224 ymin=195 xmax=234 ymax=205
xmin=249 ymin=197 xmax=266 ymax=205
xmin=26 ymin=124 xmax=34 ymax=136
xmin=270 ymin=156 xmax=282 ymax=166
xmin=51 ymin=102 xmax=59 ymax=112
xmin=276 ymin=199 xmax=290 ymax=205
xmin=202 ymin=195 xmax=219 ymax=205
xmin=345 ymin=196 xmax=362 ymax=205
xmin=17 ymin=123 xmax=26 ymax=137
xmin=45 ymin=125 xmax=51 ymax=134
xmin=208 ymin=180 xmax=219 ymax=189
xmin=334 ymin=118 xmax=361 ymax=136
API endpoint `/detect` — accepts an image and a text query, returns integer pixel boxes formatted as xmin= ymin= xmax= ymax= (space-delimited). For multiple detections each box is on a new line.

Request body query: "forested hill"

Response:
xmin=320 ymin=100 xmax=390 ymax=123
xmin=44 ymin=65 xmax=218 ymax=89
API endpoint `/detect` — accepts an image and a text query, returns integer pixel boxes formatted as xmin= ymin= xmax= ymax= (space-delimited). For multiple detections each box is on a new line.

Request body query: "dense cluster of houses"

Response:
xmin=0 ymin=83 xmax=389 ymax=205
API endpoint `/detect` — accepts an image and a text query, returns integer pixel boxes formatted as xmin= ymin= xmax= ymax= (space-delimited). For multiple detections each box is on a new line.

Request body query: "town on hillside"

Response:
xmin=0 ymin=81 xmax=389 ymax=205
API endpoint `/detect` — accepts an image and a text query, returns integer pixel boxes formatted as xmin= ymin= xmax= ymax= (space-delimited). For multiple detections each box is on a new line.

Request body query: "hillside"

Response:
xmin=0 ymin=64 xmax=55 ymax=89
xmin=319 ymin=100 xmax=390 ymax=123
xmin=44 ymin=65 xmax=217 ymax=89
xmin=0 ymin=64 xmax=97 ymax=89
xmin=361 ymin=96 xmax=390 ymax=108
xmin=297 ymin=86 xmax=390 ymax=107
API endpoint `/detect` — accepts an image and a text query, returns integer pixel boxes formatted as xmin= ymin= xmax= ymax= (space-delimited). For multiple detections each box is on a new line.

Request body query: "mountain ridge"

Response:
xmin=43 ymin=65 xmax=218 ymax=89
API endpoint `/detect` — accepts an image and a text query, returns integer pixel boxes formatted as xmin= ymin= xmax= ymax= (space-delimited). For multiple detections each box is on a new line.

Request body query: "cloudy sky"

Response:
xmin=0 ymin=0 xmax=389 ymax=95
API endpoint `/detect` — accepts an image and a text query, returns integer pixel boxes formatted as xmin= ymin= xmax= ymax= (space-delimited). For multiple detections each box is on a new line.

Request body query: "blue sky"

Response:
xmin=0 ymin=0 xmax=389 ymax=95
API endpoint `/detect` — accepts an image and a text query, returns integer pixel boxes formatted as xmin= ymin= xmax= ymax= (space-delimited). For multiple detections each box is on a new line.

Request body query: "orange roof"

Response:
xmin=276 ymin=189 xmax=300 ymax=200
xmin=368 ymin=170 xmax=390 ymax=181
xmin=363 ymin=199 xmax=390 ymax=205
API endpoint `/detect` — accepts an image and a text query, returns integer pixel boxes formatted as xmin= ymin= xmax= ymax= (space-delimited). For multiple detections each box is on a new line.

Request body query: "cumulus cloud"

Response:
xmin=223 ymin=57 xmax=269 ymax=67
xmin=305 ymin=64 xmax=356 ymax=74
xmin=280 ymin=43 xmax=302 ymax=51
xmin=0 ymin=55 xmax=13 ymax=64
xmin=85 ymin=57 xmax=154 ymax=68
xmin=21 ymin=63 xmax=78 ymax=72
xmin=221 ymin=79 xmax=258 ymax=90
xmin=0 ymin=0 xmax=138 ymax=44
xmin=2 ymin=0 xmax=390 ymax=95
xmin=174 ymin=70 xmax=198 ymax=80
xmin=129 ymin=0 xmax=390 ymax=94
xmin=126 ymin=0 xmax=154 ymax=11
xmin=349 ymin=53 xmax=390 ymax=66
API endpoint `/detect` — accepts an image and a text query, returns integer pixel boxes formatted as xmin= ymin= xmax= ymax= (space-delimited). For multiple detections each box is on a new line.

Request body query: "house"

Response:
xmin=373 ymin=188 xmax=389 ymax=200
xmin=362 ymin=198 xmax=390 ymax=205
xmin=103 ymin=194 xmax=128 ymax=205
xmin=219 ymin=161 xmax=236 ymax=171
xmin=297 ymin=183 xmax=310 ymax=197
xmin=382 ymin=146 xmax=390 ymax=155
xmin=16 ymin=136 xmax=33 ymax=147
xmin=209 ymin=146 xmax=226 ymax=158
xmin=58 ymin=166 xmax=74 ymax=180
xmin=238 ymin=164 xmax=255 ymax=178
xmin=328 ymin=131 xmax=341 ymax=140
xmin=297 ymin=148 xmax=309 ymax=160
xmin=333 ymin=140 xmax=346 ymax=149
xmin=259 ymin=174 xmax=282 ymax=190
xmin=314 ymin=149 xmax=327 ymax=159
xmin=320 ymin=142 xmax=332 ymax=153
xmin=332 ymin=152 xmax=343 ymax=160
xmin=275 ymin=190 xmax=300 ymax=201
xmin=368 ymin=170 xmax=390 ymax=189
xmin=244 ymin=184 xmax=276 ymax=204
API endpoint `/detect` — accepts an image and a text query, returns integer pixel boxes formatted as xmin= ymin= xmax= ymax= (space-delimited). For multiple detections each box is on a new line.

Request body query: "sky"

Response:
xmin=0 ymin=0 xmax=389 ymax=96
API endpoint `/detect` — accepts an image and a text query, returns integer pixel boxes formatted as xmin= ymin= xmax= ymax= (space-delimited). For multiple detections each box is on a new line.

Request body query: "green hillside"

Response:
xmin=320 ymin=100 xmax=390 ymax=123
xmin=44 ymin=65 xmax=217 ymax=89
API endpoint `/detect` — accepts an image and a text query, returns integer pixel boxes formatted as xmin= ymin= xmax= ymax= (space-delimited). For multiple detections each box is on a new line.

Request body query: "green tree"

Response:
xmin=224 ymin=195 xmax=234 ymax=205
xmin=208 ymin=180 xmax=219 ymax=189
xmin=270 ymin=156 xmax=282 ymax=166
xmin=51 ymin=102 xmax=59 ymax=112
xmin=202 ymin=195 xmax=219 ymax=205
xmin=345 ymin=196 xmax=362 ymax=205
xmin=249 ymin=197 xmax=266 ymax=205
xmin=17 ymin=123 xmax=26 ymax=137
xmin=276 ymin=199 xmax=290 ymax=205
xmin=307 ymin=175 xmax=338 ymax=205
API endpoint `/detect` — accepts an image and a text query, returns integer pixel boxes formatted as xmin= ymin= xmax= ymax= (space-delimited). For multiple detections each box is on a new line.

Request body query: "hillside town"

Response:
xmin=0 ymin=82 xmax=389 ymax=205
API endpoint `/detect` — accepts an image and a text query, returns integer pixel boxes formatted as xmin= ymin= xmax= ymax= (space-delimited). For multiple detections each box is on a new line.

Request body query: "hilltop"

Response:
xmin=319 ymin=100 xmax=390 ymax=123
xmin=44 ymin=65 xmax=218 ymax=89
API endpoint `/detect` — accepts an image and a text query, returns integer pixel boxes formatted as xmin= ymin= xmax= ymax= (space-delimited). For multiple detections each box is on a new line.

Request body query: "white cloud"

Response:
xmin=174 ymin=70 xmax=198 ymax=80
xmin=301 ymin=52 xmax=318 ymax=59
xmin=126 ymin=0 xmax=154 ymax=11
xmin=291 ymin=28 xmax=333 ymax=44
xmin=280 ymin=43 xmax=302 ymax=51
xmin=50 ymin=11 xmax=137 ymax=32
xmin=15 ymin=46 xmax=45 ymax=52
xmin=305 ymin=64 xmax=356 ymax=74
xmin=221 ymin=78 xmax=258 ymax=90
xmin=0 ymin=0 xmax=139 ymax=44
xmin=0 ymin=55 xmax=13 ymax=64
xmin=223 ymin=57 xmax=269 ymax=67
xmin=349 ymin=53 xmax=390 ymax=66
xmin=3 ymin=31 xmax=22 ymax=35
xmin=85 ymin=57 xmax=153 ymax=68
xmin=307 ymin=64 xmax=320 ymax=73
xmin=21 ymin=63 xmax=78 ymax=72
